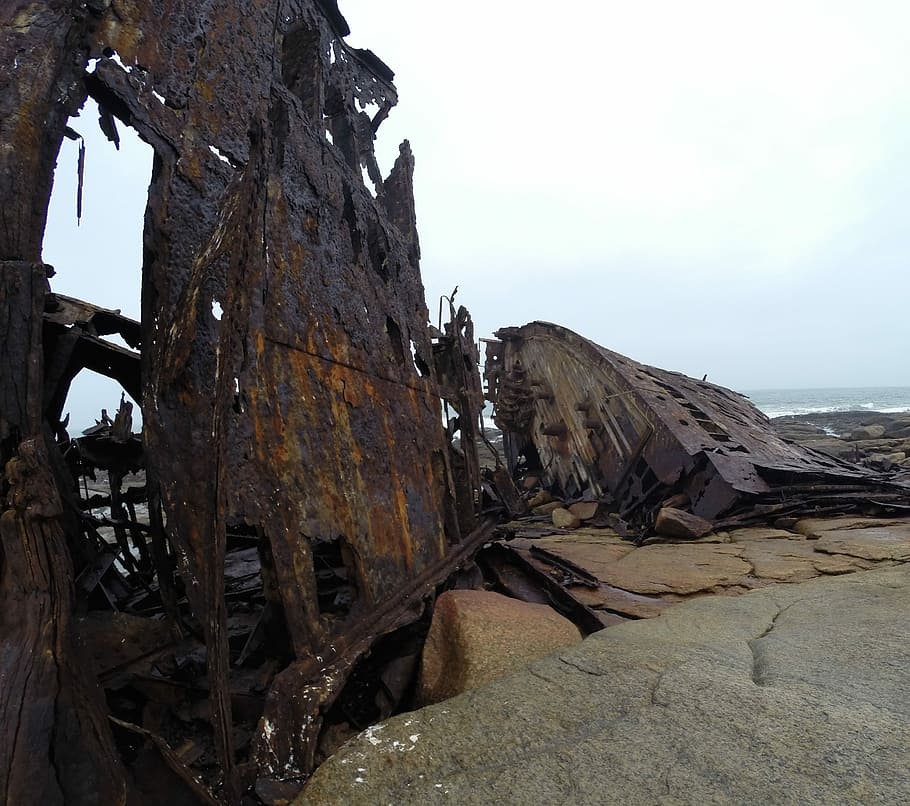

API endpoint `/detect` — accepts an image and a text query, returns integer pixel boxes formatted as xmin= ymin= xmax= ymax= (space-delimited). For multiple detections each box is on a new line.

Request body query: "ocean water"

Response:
xmin=741 ymin=387 xmax=910 ymax=419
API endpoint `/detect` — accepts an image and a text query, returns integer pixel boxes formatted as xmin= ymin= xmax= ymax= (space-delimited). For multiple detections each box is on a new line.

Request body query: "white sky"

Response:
xmin=43 ymin=1 xmax=910 ymax=427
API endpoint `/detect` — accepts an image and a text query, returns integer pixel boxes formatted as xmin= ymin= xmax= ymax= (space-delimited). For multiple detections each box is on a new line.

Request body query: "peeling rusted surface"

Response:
xmin=2 ymin=2 xmax=482 ymax=803
xmin=485 ymin=322 xmax=910 ymax=538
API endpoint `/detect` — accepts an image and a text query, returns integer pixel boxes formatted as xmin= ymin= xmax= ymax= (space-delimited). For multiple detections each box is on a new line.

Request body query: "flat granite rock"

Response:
xmin=811 ymin=553 xmax=875 ymax=575
xmin=792 ymin=516 xmax=910 ymax=537
xmin=567 ymin=582 xmax=675 ymax=619
xmin=793 ymin=517 xmax=910 ymax=561
xmin=731 ymin=531 xmax=822 ymax=583
xmin=298 ymin=565 xmax=910 ymax=805
xmin=815 ymin=528 xmax=910 ymax=562
xmin=511 ymin=531 xmax=635 ymax=577
xmin=598 ymin=542 xmax=752 ymax=594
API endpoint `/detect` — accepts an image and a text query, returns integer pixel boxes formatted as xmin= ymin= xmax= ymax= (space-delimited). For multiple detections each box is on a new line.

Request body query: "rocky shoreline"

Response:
xmin=770 ymin=410 xmax=910 ymax=477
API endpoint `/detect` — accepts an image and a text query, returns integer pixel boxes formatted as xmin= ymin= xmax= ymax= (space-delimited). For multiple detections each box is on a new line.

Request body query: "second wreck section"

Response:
xmin=485 ymin=322 xmax=905 ymax=534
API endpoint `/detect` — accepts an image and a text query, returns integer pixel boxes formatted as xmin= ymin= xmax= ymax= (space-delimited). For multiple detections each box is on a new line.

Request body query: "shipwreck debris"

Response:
xmin=2 ymin=2 xmax=487 ymax=803
xmin=484 ymin=322 xmax=910 ymax=540
xmin=5 ymin=0 xmax=909 ymax=802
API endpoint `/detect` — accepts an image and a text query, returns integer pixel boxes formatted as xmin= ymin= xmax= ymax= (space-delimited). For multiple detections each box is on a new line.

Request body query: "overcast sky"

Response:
xmin=44 ymin=1 xmax=910 ymax=427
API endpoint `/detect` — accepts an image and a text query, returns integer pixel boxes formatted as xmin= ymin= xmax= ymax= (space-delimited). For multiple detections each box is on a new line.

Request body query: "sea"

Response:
xmin=740 ymin=387 xmax=910 ymax=420
xmin=477 ymin=386 xmax=910 ymax=431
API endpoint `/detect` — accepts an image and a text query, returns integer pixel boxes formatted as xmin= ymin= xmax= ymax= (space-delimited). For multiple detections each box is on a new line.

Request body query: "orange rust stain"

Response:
xmin=197 ymin=80 xmax=214 ymax=105
xmin=393 ymin=479 xmax=413 ymax=568
xmin=11 ymin=7 xmax=38 ymax=31
xmin=99 ymin=17 xmax=143 ymax=62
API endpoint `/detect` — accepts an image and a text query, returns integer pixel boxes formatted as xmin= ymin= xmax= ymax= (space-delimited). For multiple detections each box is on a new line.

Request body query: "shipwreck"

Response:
xmin=484 ymin=322 xmax=909 ymax=538
xmin=2 ymin=1 xmax=486 ymax=803
xmin=3 ymin=2 xmax=909 ymax=805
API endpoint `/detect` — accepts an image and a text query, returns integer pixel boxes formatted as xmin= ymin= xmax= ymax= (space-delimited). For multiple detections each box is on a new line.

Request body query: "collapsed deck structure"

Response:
xmin=1 ymin=2 xmax=484 ymax=803
xmin=484 ymin=322 xmax=908 ymax=536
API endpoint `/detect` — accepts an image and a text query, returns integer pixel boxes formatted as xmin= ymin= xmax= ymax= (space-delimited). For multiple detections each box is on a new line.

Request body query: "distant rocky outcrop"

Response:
xmin=772 ymin=411 xmax=910 ymax=476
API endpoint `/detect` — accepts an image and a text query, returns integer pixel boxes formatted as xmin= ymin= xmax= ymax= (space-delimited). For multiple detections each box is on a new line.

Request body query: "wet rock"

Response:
xmin=551 ymin=507 xmax=581 ymax=529
xmin=415 ymin=590 xmax=582 ymax=706
xmin=654 ymin=507 xmax=714 ymax=540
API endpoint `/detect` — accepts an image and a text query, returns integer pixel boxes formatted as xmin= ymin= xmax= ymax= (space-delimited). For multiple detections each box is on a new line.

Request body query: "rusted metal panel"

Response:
xmin=486 ymin=322 xmax=909 ymax=537
xmin=2 ymin=2 xmax=483 ymax=802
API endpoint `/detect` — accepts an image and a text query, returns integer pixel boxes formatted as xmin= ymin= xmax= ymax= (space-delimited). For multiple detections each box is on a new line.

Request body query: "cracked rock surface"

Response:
xmin=298 ymin=564 xmax=910 ymax=805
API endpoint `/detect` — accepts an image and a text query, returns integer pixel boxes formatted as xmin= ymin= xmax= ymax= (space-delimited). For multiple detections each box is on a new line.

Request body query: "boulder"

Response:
xmin=299 ymin=566 xmax=910 ymax=805
xmin=532 ymin=500 xmax=564 ymax=516
xmin=805 ymin=438 xmax=858 ymax=460
xmin=654 ymin=506 xmax=714 ymax=540
xmin=527 ymin=490 xmax=553 ymax=508
xmin=884 ymin=418 xmax=910 ymax=436
xmin=568 ymin=501 xmax=599 ymax=521
xmin=851 ymin=424 xmax=886 ymax=440
xmin=415 ymin=590 xmax=582 ymax=706
xmin=551 ymin=507 xmax=581 ymax=529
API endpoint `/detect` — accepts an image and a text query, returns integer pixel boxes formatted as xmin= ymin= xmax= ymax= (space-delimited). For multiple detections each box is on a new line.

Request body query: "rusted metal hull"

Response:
xmin=485 ymin=322 xmax=908 ymax=536
xmin=2 ymin=2 xmax=481 ymax=802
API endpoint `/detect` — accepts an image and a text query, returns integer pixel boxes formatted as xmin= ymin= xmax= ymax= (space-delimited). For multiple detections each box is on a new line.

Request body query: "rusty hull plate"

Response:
xmin=1 ymin=1 xmax=477 ymax=801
